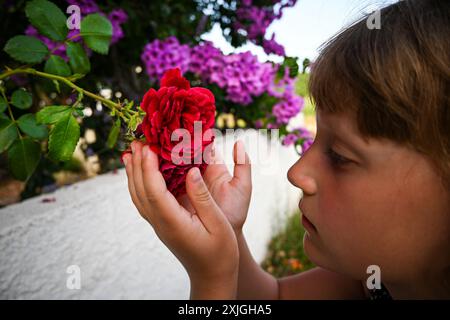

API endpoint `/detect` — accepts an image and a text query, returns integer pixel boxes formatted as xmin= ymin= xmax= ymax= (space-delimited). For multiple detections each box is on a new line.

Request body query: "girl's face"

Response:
xmin=288 ymin=110 xmax=450 ymax=295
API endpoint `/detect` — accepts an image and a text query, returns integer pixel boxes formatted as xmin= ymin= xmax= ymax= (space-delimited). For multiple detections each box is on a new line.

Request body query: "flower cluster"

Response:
xmin=282 ymin=127 xmax=314 ymax=153
xmin=25 ymin=0 xmax=128 ymax=60
xmin=233 ymin=0 xmax=297 ymax=56
xmin=201 ymin=51 xmax=275 ymax=105
xmin=141 ymin=36 xmax=190 ymax=81
xmin=269 ymin=68 xmax=304 ymax=125
xmin=140 ymin=37 xmax=309 ymax=154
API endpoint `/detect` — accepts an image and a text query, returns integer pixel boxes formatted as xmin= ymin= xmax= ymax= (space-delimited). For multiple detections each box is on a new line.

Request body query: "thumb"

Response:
xmin=186 ymin=167 xmax=227 ymax=233
xmin=230 ymin=140 xmax=252 ymax=190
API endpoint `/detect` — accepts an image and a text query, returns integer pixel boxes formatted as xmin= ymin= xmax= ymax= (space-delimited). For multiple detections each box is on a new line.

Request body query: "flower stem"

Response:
xmin=0 ymin=67 xmax=137 ymax=123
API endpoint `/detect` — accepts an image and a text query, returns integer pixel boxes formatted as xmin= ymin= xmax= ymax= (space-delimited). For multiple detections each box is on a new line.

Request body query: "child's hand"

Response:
xmin=123 ymin=141 xmax=239 ymax=295
xmin=201 ymin=140 xmax=252 ymax=233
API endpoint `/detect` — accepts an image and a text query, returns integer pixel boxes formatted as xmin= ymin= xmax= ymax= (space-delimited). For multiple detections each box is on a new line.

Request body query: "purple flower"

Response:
xmin=66 ymin=0 xmax=99 ymax=15
xmin=270 ymin=67 xmax=304 ymax=124
xmin=263 ymin=34 xmax=285 ymax=56
xmin=141 ymin=36 xmax=190 ymax=81
xmin=282 ymin=133 xmax=298 ymax=146
xmin=233 ymin=0 xmax=297 ymax=50
xmin=108 ymin=9 xmax=128 ymax=44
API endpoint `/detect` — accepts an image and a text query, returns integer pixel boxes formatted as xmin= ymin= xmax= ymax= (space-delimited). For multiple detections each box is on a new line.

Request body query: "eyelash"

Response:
xmin=324 ymin=148 xmax=351 ymax=167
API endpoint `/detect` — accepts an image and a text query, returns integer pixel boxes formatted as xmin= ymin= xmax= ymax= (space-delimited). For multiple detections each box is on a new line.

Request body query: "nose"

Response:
xmin=287 ymin=150 xmax=318 ymax=196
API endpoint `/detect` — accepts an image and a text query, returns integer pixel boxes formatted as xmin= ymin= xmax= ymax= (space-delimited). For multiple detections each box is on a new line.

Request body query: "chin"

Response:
xmin=303 ymin=232 xmax=325 ymax=267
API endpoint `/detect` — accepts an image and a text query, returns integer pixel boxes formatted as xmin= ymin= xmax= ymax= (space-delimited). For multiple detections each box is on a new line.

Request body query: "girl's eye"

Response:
xmin=325 ymin=148 xmax=352 ymax=167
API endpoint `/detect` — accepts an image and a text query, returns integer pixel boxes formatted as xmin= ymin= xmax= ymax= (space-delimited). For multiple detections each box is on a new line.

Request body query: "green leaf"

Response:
xmin=0 ymin=96 xmax=7 ymax=113
xmin=129 ymin=115 xmax=142 ymax=132
xmin=25 ymin=0 xmax=68 ymax=42
xmin=11 ymin=89 xmax=33 ymax=110
xmin=3 ymin=35 xmax=49 ymax=63
xmin=17 ymin=113 xmax=48 ymax=140
xmin=107 ymin=118 xmax=121 ymax=149
xmin=0 ymin=118 xmax=18 ymax=153
xmin=7 ymin=137 xmax=41 ymax=181
xmin=44 ymin=55 xmax=71 ymax=77
xmin=48 ymin=114 xmax=80 ymax=161
xmin=66 ymin=42 xmax=91 ymax=74
xmin=80 ymin=13 xmax=112 ymax=55
xmin=36 ymin=105 xmax=71 ymax=124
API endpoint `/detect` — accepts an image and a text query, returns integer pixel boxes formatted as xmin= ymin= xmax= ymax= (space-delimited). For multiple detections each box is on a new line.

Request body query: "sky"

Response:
xmin=202 ymin=0 xmax=398 ymax=63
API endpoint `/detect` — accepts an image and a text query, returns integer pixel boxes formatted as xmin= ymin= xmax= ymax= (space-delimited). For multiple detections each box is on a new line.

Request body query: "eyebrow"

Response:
xmin=332 ymin=133 xmax=368 ymax=159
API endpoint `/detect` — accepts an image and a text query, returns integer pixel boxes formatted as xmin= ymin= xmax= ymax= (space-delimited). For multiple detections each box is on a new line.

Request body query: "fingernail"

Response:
xmin=191 ymin=167 xmax=201 ymax=182
xmin=131 ymin=143 xmax=135 ymax=154
xmin=123 ymin=156 xmax=128 ymax=166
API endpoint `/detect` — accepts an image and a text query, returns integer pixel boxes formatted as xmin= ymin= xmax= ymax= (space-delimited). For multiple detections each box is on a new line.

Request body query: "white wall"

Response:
xmin=0 ymin=130 xmax=301 ymax=299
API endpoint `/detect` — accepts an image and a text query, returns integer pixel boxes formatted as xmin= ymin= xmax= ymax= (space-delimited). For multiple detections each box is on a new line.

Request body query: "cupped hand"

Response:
xmin=123 ymin=141 xmax=239 ymax=285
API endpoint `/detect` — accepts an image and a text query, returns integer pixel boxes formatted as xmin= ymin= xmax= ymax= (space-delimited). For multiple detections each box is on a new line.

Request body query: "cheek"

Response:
xmin=316 ymin=168 xmax=450 ymax=281
xmin=312 ymin=172 xmax=403 ymax=278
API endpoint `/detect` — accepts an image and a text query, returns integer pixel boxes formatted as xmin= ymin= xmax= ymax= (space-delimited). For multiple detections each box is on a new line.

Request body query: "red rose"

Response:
xmin=123 ymin=68 xmax=216 ymax=197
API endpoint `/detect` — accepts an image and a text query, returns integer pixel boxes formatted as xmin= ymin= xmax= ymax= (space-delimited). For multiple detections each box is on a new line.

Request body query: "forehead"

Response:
xmin=316 ymin=110 xmax=360 ymax=140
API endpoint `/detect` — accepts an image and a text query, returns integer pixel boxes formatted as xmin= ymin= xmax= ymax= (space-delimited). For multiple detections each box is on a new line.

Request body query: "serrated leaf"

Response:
xmin=107 ymin=118 xmax=121 ymax=149
xmin=7 ymin=137 xmax=41 ymax=181
xmin=3 ymin=35 xmax=48 ymax=64
xmin=44 ymin=55 xmax=71 ymax=77
xmin=0 ymin=118 xmax=18 ymax=153
xmin=80 ymin=13 xmax=112 ymax=54
xmin=11 ymin=89 xmax=33 ymax=110
xmin=48 ymin=114 xmax=80 ymax=161
xmin=17 ymin=113 xmax=48 ymax=140
xmin=66 ymin=42 xmax=90 ymax=74
xmin=36 ymin=105 xmax=71 ymax=124
xmin=25 ymin=0 xmax=68 ymax=42
xmin=0 ymin=96 xmax=7 ymax=113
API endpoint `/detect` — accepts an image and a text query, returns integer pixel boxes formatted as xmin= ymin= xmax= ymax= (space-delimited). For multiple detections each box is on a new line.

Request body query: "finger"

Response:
xmin=123 ymin=154 xmax=145 ymax=216
xmin=230 ymin=140 xmax=252 ymax=190
xmin=186 ymin=167 xmax=228 ymax=234
xmin=140 ymin=144 xmax=191 ymax=228
xmin=177 ymin=194 xmax=196 ymax=215
xmin=131 ymin=141 xmax=148 ymax=208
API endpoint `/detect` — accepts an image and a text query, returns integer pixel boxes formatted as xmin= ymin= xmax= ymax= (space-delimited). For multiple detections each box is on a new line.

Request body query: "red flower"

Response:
xmin=122 ymin=68 xmax=216 ymax=197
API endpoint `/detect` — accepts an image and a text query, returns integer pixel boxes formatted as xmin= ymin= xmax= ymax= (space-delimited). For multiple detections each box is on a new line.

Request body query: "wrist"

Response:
xmin=189 ymin=269 xmax=238 ymax=300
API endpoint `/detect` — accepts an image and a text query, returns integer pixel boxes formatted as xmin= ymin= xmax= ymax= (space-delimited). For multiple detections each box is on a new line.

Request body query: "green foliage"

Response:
xmin=44 ymin=55 xmax=72 ymax=77
xmin=47 ymin=113 xmax=80 ymax=162
xmin=261 ymin=211 xmax=315 ymax=277
xmin=17 ymin=113 xmax=48 ymax=139
xmin=0 ymin=96 xmax=7 ymax=113
xmin=106 ymin=118 xmax=121 ymax=149
xmin=25 ymin=0 xmax=68 ymax=41
xmin=3 ymin=35 xmax=49 ymax=63
xmin=0 ymin=118 xmax=19 ymax=153
xmin=66 ymin=42 xmax=91 ymax=75
xmin=7 ymin=137 xmax=41 ymax=181
xmin=80 ymin=14 xmax=113 ymax=55
xmin=36 ymin=105 xmax=72 ymax=124
xmin=11 ymin=89 xmax=33 ymax=109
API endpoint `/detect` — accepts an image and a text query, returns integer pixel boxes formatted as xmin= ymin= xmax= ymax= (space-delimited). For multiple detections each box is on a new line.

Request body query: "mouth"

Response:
xmin=299 ymin=203 xmax=317 ymax=233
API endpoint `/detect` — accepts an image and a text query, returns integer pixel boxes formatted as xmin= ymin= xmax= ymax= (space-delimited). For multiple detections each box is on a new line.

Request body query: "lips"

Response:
xmin=299 ymin=202 xmax=317 ymax=233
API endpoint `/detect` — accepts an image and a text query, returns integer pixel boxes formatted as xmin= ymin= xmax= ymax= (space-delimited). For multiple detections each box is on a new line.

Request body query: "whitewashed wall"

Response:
xmin=0 ymin=130 xmax=301 ymax=299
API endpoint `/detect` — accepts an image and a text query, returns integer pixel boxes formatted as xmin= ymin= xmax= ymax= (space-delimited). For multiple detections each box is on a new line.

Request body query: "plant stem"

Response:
xmin=0 ymin=67 xmax=137 ymax=123
xmin=0 ymin=89 xmax=23 ymax=139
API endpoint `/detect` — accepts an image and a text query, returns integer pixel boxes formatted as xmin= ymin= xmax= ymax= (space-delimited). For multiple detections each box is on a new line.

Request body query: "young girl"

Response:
xmin=122 ymin=0 xmax=449 ymax=299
